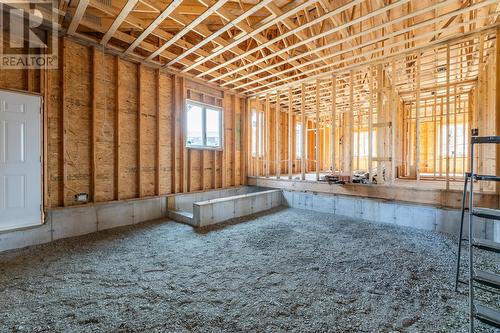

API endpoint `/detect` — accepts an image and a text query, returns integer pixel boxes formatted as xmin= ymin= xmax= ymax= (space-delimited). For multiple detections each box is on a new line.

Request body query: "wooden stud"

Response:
xmin=288 ymin=87 xmax=293 ymax=179
xmin=445 ymin=45 xmax=450 ymax=190
xmin=416 ymin=53 xmax=421 ymax=182
xmin=331 ymin=74 xmax=336 ymax=174
xmin=61 ymin=38 xmax=67 ymax=206
xmin=368 ymin=66 xmax=373 ymax=182
xmin=155 ymin=69 xmax=161 ymax=195
xmin=115 ymin=56 xmax=120 ymax=200
xmin=496 ymin=28 xmax=500 ymax=193
xmin=91 ymin=46 xmax=97 ymax=202
xmin=315 ymin=79 xmax=320 ymax=181
xmin=265 ymin=94 xmax=270 ymax=178
xmin=276 ymin=91 xmax=281 ymax=179
xmin=137 ymin=65 xmax=142 ymax=197
xmin=301 ymin=83 xmax=306 ymax=180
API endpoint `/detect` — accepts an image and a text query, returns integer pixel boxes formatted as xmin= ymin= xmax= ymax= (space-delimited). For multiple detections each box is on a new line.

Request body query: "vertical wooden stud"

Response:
xmin=301 ymin=84 xmax=306 ymax=180
xmin=315 ymin=79 xmax=320 ymax=181
xmin=288 ymin=87 xmax=293 ymax=179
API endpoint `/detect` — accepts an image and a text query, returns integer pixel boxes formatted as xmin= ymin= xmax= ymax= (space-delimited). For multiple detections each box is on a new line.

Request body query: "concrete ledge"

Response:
xmin=192 ymin=189 xmax=283 ymax=227
xmin=0 ymin=196 xmax=168 ymax=253
xmin=282 ymin=190 xmax=499 ymax=241
xmin=168 ymin=186 xmax=267 ymax=213
xmin=250 ymin=177 xmax=499 ymax=210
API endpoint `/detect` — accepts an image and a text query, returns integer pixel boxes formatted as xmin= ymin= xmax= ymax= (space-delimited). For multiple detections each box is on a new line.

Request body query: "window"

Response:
xmin=186 ymin=101 xmax=222 ymax=148
xmin=295 ymin=123 xmax=302 ymax=158
xmin=251 ymin=110 xmax=263 ymax=157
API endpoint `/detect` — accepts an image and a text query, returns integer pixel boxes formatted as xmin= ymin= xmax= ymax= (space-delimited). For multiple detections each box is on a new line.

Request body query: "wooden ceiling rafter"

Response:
xmin=246 ymin=2 xmax=499 ymax=96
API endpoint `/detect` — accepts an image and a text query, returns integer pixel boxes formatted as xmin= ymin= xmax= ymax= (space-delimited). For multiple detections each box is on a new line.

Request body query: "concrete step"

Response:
xmin=167 ymin=210 xmax=193 ymax=224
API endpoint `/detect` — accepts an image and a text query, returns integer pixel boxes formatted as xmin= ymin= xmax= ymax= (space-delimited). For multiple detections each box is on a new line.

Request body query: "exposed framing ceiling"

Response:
xmin=61 ymin=0 xmax=498 ymax=104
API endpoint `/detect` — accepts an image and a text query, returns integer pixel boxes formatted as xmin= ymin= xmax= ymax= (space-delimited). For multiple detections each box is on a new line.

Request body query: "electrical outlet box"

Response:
xmin=74 ymin=193 xmax=89 ymax=203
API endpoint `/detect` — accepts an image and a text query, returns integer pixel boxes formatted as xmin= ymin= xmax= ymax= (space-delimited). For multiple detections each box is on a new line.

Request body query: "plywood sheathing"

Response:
xmin=0 ymin=38 xmax=245 ymax=208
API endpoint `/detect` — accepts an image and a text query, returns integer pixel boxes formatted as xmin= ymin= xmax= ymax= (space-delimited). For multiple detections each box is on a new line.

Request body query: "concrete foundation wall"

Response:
xmin=283 ymin=190 xmax=500 ymax=241
xmin=0 ymin=197 xmax=167 ymax=253
xmin=169 ymin=186 xmax=267 ymax=213
xmin=192 ymin=189 xmax=283 ymax=227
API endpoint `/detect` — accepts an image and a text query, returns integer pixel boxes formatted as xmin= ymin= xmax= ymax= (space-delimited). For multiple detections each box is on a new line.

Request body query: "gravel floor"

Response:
xmin=0 ymin=207 xmax=498 ymax=333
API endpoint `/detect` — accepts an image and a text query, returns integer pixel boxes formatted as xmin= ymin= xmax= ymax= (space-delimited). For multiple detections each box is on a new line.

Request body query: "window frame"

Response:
xmin=185 ymin=99 xmax=224 ymax=150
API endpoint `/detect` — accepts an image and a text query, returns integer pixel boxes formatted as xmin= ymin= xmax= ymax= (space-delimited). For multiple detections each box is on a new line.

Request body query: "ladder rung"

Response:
xmin=472 ymin=207 xmax=500 ymax=221
xmin=474 ymin=304 xmax=500 ymax=329
xmin=474 ymin=174 xmax=500 ymax=182
xmin=474 ymin=270 xmax=500 ymax=290
xmin=473 ymin=238 xmax=500 ymax=253
xmin=472 ymin=136 xmax=500 ymax=144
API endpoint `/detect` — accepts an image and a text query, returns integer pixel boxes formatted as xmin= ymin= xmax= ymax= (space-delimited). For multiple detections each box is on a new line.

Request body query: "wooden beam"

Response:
xmin=101 ymin=0 xmax=140 ymax=45
xmin=67 ymin=0 xmax=89 ymax=35
xmin=146 ymin=0 xmax=229 ymax=62
xmin=166 ymin=0 xmax=274 ymax=66
xmin=124 ymin=0 xmax=182 ymax=55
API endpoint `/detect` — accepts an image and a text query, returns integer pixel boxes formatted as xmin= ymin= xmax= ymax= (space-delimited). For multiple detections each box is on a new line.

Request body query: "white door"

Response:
xmin=0 ymin=90 xmax=42 ymax=231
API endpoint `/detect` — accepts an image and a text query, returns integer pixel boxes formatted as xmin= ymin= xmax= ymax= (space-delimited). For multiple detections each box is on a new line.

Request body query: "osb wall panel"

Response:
xmin=118 ymin=59 xmax=139 ymax=200
xmin=158 ymin=73 xmax=173 ymax=195
xmin=139 ymin=66 xmax=157 ymax=197
xmin=0 ymin=38 xmax=245 ymax=208
xmin=63 ymin=41 xmax=91 ymax=206
xmin=94 ymin=52 xmax=116 ymax=202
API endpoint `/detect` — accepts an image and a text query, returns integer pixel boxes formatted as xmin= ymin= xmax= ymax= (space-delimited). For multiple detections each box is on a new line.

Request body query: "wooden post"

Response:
xmin=416 ymin=54 xmax=421 ymax=182
xmin=288 ymin=87 xmax=293 ymax=179
xmin=301 ymin=84 xmax=306 ymax=180
xmin=349 ymin=70 xmax=355 ymax=178
xmin=115 ymin=57 xmax=120 ymax=199
xmin=315 ymin=79 xmax=320 ymax=181
xmin=433 ymin=93 xmax=437 ymax=179
xmin=331 ymin=75 xmax=336 ymax=174
xmin=368 ymin=66 xmax=373 ymax=182
xmin=390 ymin=60 xmax=397 ymax=184
xmin=221 ymin=92 xmax=226 ymax=187
xmin=276 ymin=91 xmax=281 ymax=179
xmin=138 ymin=65 xmax=143 ymax=197
xmin=446 ymin=45 xmax=450 ymax=190
xmin=62 ymin=38 xmax=67 ymax=206
xmin=91 ymin=47 xmax=97 ymax=202
xmin=495 ymin=28 xmax=500 ymax=192
xmin=376 ymin=65 xmax=383 ymax=183
xmin=265 ymin=94 xmax=270 ymax=178
xmin=155 ymin=69 xmax=160 ymax=195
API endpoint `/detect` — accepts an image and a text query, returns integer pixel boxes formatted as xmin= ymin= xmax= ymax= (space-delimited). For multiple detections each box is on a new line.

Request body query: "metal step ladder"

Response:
xmin=454 ymin=135 xmax=500 ymax=332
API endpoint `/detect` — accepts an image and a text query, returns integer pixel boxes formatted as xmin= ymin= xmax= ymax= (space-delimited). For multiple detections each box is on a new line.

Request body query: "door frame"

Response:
xmin=0 ymin=88 xmax=44 ymax=231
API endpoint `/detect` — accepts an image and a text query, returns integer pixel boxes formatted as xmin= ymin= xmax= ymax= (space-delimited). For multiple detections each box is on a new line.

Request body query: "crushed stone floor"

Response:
xmin=0 ymin=208 xmax=499 ymax=333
